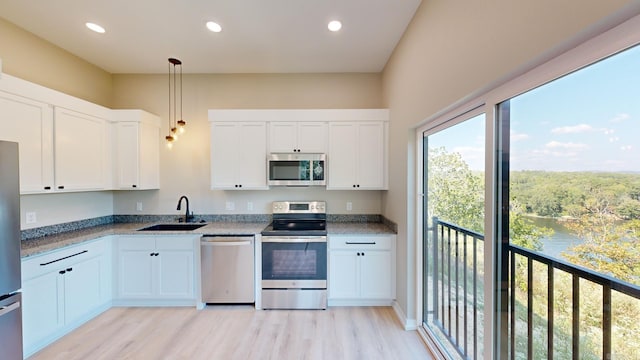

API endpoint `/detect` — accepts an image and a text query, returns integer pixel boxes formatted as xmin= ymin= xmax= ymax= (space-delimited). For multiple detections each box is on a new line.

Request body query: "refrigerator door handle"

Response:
xmin=0 ymin=300 xmax=20 ymax=317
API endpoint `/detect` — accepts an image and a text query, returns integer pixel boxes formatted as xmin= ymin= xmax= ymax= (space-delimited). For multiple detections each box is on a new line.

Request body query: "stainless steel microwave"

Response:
xmin=268 ymin=153 xmax=326 ymax=186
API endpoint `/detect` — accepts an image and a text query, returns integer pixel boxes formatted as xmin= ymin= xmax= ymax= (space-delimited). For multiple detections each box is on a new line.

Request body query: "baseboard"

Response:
xmin=392 ymin=300 xmax=418 ymax=330
xmin=111 ymin=298 xmax=196 ymax=307
xmin=328 ymin=299 xmax=393 ymax=307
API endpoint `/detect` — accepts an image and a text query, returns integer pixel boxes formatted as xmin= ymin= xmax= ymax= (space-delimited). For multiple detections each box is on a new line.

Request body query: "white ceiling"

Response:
xmin=0 ymin=0 xmax=422 ymax=74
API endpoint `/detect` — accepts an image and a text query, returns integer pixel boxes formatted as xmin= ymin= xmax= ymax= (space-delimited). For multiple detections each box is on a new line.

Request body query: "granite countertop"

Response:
xmin=21 ymin=221 xmax=396 ymax=258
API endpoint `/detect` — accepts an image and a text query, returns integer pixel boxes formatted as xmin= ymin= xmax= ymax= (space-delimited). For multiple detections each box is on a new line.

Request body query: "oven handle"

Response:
xmin=261 ymin=236 xmax=327 ymax=243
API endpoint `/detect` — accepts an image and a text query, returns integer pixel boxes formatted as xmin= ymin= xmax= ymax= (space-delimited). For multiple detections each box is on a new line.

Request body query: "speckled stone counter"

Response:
xmin=21 ymin=221 xmax=269 ymax=258
xmin=21 ymin=218 xmax=396 ymax=258
xmin=327 ymin=222 xmax=396 ymax=235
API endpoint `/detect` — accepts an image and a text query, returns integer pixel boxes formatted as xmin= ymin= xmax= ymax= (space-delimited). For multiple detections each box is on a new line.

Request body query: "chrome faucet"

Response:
xmin=176 ymin=195 xmax=194 ymax=223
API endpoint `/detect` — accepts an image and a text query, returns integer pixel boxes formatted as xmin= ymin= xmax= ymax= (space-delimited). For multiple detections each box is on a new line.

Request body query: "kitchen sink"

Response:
xmin=138 ymin=223 xmax=207 ymax=231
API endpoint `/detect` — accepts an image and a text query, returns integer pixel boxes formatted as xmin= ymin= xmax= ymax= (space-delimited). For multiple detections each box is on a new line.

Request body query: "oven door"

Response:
xmin=261 ymin=237 xmax=327 ymax=289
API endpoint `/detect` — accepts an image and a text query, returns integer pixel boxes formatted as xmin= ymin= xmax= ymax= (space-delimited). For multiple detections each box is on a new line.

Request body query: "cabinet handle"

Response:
xmin=66 ymin=268 xmax=73 ymax=272
xmin=132 ymin=185 xmax=137 ymax=188
xmin=40 ymin=250 xmax=88 ymax=266
xmin=59 ymin=270 xmax=66 ymax=274
xmin=58 ymin=185 xmax=65 ymax=190
xmin=44 ymin=186 xmax=51 ymax=190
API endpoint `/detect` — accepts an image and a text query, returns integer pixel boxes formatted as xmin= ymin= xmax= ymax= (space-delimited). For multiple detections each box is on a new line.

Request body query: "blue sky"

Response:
xmin=429 ymin=44 xmax=639 ymax=173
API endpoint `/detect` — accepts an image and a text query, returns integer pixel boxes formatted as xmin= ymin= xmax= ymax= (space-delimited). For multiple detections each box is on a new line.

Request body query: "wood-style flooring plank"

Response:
xmin=29 ymin=306 xmax=433 ymax=360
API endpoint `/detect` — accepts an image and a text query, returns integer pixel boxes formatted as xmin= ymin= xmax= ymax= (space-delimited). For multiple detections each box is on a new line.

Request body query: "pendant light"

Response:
xmin=166 ymin=58 xmax=186 ymax=148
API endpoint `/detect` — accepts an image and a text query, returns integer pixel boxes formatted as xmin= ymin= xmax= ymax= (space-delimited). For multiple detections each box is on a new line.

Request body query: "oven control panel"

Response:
xmin=272 ymin=201 xmax=326 ymax=214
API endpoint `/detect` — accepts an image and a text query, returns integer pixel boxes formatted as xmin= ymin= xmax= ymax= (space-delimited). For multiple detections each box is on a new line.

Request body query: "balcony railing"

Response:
xmin=429 ymin=217 xmax=640 ymax=360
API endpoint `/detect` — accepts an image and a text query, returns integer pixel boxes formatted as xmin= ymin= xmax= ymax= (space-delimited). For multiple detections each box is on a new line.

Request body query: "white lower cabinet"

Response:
xmin=21 ymin=238 xmax=111 ymax=357
xmin=114 ymin=235 xmax=196 ymax=305
xmin=328 ymin=234 xmax=396 ymax=306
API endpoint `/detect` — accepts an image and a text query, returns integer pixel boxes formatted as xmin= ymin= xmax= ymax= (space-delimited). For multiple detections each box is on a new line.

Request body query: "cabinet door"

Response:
xmin=115 ymin=122 xmax=140 ymax=189
xmin=327 ymin=122 xmax=358 ymax=189
xmin=63 ymin=256 xmax=103 ymax=323
xmin=356 ymin=122 xmax=384 ymax=189
xmin=236 ymin=122 xmax=268 ymax=189
xmin=54 ymin=107 xmax=107 ymax=190
xmin=0 ymin=91 xmax=54 ymax=193
xmin=269 ymin=122 xmax=298 ymax=152
xmin=22 ymin=272 xmax=62 ymax=351
xmin=359 ymin=251 xmax=392 ymax=299
xmin=328 ymin=251 xmax=359 ymax=299
xmin=156 ymin=250 xmax=194 ymax=299
xmin=211 ymin=122 xmax=240 ymax=189
xmin=297 ymin=122 xmax=327 ymax=153
xmin=118 ymin=248 xmax=155 ymax=298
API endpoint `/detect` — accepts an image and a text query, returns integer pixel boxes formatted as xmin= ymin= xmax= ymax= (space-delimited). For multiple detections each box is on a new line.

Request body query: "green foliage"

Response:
xmin=564 ymin=218 xmax=640 ymax=285
xmin=427 ymin=146 xmax=484 ymax=233
xmin=510 ymin=171 xmax=640 ymax=220
xmin=509 ymin=199 xmax=553 ymax=251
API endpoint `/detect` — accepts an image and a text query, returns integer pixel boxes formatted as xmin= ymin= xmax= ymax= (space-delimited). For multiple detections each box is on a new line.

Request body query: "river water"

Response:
xmin=526 ymin=216 xmax=583 ymax=258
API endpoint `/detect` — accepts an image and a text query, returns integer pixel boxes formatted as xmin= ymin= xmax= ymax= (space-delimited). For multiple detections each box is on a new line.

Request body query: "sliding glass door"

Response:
xmin=422 ymin=113 xmax=485 ymax=359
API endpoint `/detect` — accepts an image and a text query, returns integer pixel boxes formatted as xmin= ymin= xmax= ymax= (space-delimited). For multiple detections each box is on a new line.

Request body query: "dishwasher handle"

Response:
xmin=201 ymin=240 xmax=252 ymax=246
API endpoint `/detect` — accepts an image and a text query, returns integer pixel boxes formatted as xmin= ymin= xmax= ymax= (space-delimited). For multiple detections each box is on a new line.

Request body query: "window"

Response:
xmin=497 ymin=44 xmax=640 ymax=359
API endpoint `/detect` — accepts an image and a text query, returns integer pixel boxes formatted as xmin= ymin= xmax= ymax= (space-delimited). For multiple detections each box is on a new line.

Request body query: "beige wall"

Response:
xmin=111 ymin=73 xmax=384 ymax=217
xmin=381 ymin=0 xmax=637 ymax=323
xmin=0 ymin=17 xmax=112 ymax=107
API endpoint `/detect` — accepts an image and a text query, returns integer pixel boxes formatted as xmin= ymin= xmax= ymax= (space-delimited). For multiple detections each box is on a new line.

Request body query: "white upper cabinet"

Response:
xmin=209 ymin=109 xmax=388 ymax=190
xmin=54 ymin=107 xmax=109 ymax=191
xmin=327 ymin=121 xmax=387 ymax=190
xmin=269 ymin=121 xmax=327 ymax=153
xmin=0 ymin=91 xmax=54 ymax=193
xmin=1 ymin=74 xmax=114 ymax=193
xmin=113 ymin=110 xmax=160 ymax=190
xmin=210 ymin=121 xmax=268 ymax=190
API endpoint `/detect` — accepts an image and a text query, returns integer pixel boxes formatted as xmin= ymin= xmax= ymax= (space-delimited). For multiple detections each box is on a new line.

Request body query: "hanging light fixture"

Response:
xmin=166 ymin=57 xmax=186 ymax=148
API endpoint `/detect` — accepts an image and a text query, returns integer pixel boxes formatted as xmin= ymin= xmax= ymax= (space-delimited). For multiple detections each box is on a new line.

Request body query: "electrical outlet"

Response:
xmin=26 ymin=211 xmax=37 ymax=224
xmin=247 ymin=202 xmax=254 ymax=211
xmin=136 ymin=202 xmax=143 ymax=212
xmin=225 ymin=201 xmax=235 ymax=211
xmin=346 ymin=202 xmax=353 ymax=211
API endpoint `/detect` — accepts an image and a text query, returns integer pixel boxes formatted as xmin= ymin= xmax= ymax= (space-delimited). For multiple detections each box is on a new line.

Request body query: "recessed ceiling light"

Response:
xmin=328 ymin=20 xmax=342 ymax=32
xmin=206 ymin=21 xmax=222 ymax=33
xmin=85 ymin=22 xmax=106 ymax=34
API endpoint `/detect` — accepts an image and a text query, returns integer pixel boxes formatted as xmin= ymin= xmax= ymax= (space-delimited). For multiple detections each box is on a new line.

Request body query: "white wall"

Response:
xmin=20 ymin=192 xmax=114 ymax=228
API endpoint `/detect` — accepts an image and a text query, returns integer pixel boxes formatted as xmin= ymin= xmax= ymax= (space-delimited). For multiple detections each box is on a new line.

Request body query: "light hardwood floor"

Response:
xmin=30 ymin=306 xmax=433 ymax=360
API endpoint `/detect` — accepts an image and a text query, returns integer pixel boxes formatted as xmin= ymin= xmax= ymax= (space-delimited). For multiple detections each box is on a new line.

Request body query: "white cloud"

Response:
xmin=510 ymin=131 xmax=529 ymax=142
xmin=545 ymin=141 xmax=588 ymax=150
xmin=621 ymin=145 xmax=633 ymax=151
xmin=551 ymin=124 xmax=593 ymax=134
xmin=610 ymin=113 xmax=631 ymax=123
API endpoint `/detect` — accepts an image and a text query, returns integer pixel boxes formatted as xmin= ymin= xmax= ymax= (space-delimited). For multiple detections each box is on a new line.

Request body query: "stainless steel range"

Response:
xmin=261 ymin=201 xmax=327 ymax=309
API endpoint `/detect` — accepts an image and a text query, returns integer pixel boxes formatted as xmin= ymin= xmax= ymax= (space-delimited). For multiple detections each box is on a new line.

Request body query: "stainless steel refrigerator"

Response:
xmin=0 ymin=141 xmax=24 ymax=359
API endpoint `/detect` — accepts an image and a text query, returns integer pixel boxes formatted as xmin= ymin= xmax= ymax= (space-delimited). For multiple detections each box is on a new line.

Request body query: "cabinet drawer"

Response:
xmin=155 ymin=236 xmax=196 ymax=250
xmin=329 ymin=235 xmax=392 ymax=250
xmin=117 ymin=236 xmax=156 ymax=250
xmin=22 ymin=238 xmax=105 ymax=281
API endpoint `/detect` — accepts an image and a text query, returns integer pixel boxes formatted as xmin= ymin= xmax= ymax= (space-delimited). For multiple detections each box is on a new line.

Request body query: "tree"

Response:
xmin=427 ymin=146 xmax=484 ymax=233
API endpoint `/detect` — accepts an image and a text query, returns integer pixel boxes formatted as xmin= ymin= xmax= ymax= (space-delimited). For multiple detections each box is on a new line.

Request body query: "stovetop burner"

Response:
xmin=261 ymin=201 xmax=327 ymax=237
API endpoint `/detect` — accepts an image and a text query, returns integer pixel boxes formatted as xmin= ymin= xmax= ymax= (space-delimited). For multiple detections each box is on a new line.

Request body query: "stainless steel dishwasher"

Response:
xmin=201 ymin=235 xmax=255 ymax=303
